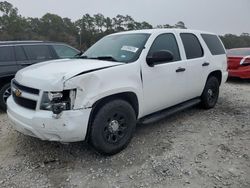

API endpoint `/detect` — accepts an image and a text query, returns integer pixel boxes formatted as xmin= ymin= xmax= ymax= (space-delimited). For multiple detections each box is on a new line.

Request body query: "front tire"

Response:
xmin=0 ymin=83 xmax=11 ymax=111
xmin=90 ymin=99 xmax=136 ymax=155
xmin=201 ymin=76 xmax=220 ymax=109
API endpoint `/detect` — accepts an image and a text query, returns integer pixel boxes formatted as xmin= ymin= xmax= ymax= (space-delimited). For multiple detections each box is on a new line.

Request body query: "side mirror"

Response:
xmin=146 ymin=50 xmax=174 ymax=67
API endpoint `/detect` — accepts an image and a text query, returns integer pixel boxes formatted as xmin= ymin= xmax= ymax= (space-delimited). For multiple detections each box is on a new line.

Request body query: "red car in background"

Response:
xmin=227 ymin=48 xmax=250 ymax=79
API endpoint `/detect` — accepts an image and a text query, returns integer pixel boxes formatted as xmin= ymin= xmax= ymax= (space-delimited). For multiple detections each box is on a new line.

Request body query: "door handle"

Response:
xmin=202 ymin=62 xmax=210 ymax=66
xmin=176 ymin=67 xmax=186 ymax=72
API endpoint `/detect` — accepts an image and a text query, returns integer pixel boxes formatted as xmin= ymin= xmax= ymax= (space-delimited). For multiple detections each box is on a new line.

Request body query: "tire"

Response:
xmin=0 ymin=83 xmax=11 ymax=111
xmin=201 ymin=76 xmax=220 ymax=109
xmin=90 ymin=99 xmax=136 ymax=155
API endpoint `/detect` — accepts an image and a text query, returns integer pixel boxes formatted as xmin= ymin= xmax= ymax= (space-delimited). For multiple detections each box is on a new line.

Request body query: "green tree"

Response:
xmin=1 ymin=1 xmax=249 ymax=50
xmin=113 ymin=15 xmax=125 ymax=32
xmin=220 ymin=34 xmax=250 ymax=49
xmin=94 ymin=13 xmax=105 ymax=32
xmin=104 ymin=17 xmax=113 ymax=32
xmin=0 ymin=1 xmax=28 ymax=40
xmin=175 ymin=21 xmax=186 ymax=29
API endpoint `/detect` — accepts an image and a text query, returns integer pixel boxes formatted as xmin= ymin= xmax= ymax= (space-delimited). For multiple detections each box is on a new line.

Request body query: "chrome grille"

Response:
xmin=12 ymin=80 xmax=40 ymax=110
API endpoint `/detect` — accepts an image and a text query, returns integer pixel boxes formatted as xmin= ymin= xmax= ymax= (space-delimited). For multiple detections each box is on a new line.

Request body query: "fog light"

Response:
xmin=52 ymin=102 xmax=67 ymax=115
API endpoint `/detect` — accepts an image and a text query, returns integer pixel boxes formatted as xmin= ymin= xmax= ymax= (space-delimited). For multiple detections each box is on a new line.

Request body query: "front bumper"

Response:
xmin=228 ymin=66 xmax=250 ymax=79
xmin=7 ymin=96 xmax=91 ymax=142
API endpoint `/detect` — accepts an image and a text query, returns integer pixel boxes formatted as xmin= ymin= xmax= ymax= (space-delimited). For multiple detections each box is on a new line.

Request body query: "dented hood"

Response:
xmin=15 ymin=58 xmax=122 ymax=91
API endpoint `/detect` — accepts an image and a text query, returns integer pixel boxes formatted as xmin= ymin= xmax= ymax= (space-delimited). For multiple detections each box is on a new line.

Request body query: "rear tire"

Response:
xmin=0 ymin=83 xmax=11 ymax=111
xmin=90 ymin=99 xmax=136 ymax=155
xmin=201 ymin=76 xmax=220 ymax=109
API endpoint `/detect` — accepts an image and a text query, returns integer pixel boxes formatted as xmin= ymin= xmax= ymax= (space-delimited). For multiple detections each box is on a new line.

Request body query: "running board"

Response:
xmin=139 ymin=98 xmax=201 ymax=124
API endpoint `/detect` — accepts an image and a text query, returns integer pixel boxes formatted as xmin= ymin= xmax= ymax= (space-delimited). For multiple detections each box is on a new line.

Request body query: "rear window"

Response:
xmin=201 ymin=34 xmax=225 ymax=55
xmin=23 ymin=45 xmax=53 ymax=60
xmin=0 ymin=46 xmax=15 ymax=62
xmin=227 ymin=48 xmax=250 ymax=56
xmin=180 ymin=33 xmax=204 ymax=59
xmin=53 ymin=44 xmax=78 ymax=58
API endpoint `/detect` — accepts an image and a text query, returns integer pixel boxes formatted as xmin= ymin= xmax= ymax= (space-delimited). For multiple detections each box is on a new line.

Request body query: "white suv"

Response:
xmin=7 ymin=29 xmax=228 ymax=155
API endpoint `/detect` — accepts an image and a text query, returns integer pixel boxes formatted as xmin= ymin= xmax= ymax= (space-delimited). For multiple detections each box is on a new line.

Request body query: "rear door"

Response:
xmin=14 ymin=46 xmax=31 ymax=70
xmin=0 ymin=46 xmax=17 ymax=78
xmin=179 ymin=33 xmax=208 ymax=98
xmin=23 ymin=44 xmax=54 ymax=65
xmin=201 ymin=34 xmax=227 ymax=79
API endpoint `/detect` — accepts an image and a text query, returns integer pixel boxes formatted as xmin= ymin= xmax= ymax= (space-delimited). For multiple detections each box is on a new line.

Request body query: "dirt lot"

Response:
xmin=0 ymin=79 xmax=249 ymax=188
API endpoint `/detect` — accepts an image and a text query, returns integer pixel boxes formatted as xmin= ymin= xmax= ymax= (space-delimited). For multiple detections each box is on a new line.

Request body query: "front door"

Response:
xmin=142 ymin=33 xmax=189 ymax=116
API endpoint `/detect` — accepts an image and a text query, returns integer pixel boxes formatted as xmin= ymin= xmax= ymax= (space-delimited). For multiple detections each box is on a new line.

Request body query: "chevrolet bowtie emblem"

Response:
xmin=15 ymin=89 xmax=22 ymax=97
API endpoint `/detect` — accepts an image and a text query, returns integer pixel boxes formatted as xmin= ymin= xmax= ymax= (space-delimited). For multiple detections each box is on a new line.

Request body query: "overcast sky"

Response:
xmin=6 ymin=0 xmax=250 ymax=35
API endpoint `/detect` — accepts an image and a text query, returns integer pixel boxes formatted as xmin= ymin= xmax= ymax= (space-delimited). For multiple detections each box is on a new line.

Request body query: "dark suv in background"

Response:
xmin=0 ymin=41 xmax=80 ymax=111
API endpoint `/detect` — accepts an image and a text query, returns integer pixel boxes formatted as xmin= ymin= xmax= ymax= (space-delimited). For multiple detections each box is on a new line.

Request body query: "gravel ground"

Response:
xmin=0 ymin=79 xmax=249 ymax=188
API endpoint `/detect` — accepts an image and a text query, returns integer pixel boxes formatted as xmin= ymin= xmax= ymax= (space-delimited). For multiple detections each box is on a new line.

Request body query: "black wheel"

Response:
xmin=90 ymin=99 xmax=136 ymax=155
xmin=201 ymin=76 xmax=220 ymax=109
xmin=0 ymin=83 xmax=11 ymax=111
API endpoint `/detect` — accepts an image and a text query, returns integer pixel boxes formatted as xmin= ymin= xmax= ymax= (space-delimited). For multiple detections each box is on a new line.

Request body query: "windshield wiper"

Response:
xmin=75 ymin=55 xmax=120 ymax=62
xmin=94 ymin=56 xmax=118 ymax=62
xmin=74 ymin=55 xmax=88 ymax=59
xmin=74 ymin=51 xmax=84 ymax=57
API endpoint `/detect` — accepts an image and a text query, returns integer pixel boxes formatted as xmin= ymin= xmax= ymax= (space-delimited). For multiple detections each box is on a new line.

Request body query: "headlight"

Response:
xmin=40 ymin=89 xmax=76 ymax=114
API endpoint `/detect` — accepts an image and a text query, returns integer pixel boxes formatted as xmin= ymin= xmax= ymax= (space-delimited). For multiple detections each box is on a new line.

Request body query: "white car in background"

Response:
xmin=7 ymin=29 xmax=228 ymax=155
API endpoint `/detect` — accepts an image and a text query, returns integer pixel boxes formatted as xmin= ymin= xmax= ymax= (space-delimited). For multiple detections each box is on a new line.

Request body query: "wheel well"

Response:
xmin=208 ymin=70 xmax=222 ymax=85
xmin=86 ymin=92 xmax=139 ymax=141
xmin=92 ymin=92 xmax=139 ymax=118
xmin=0 ymin=76 xmax=14 ymax=89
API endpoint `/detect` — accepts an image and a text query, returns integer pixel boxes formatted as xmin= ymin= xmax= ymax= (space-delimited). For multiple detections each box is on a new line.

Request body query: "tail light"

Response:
xmin=240 ymin=57 xmax=250 ymax=66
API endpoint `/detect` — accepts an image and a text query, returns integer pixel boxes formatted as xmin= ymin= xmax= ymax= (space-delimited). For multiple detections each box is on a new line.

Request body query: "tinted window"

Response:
xmin=0 ymin=46 xmax=15 ymax=62
xmin=53 ymin=45 xmax=78 ymax=58
xmin=23 ymin=45 xmax=53 ymax=60
xmin=15 ymin=46 xmax=27 ymax=61
xmin=148 ymin=33 xmax=181 ymax=61
xmin=201 ymin=34 xmax=225 ymax=55
xmin=180 ymin=33 xmax=203 ymax=59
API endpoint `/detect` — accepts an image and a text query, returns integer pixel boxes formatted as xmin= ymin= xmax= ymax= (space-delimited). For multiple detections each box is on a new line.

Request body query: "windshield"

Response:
xmin=227 ymin=48 xmax=250 ymax=56
xmin=83 ymin=33 xmax=150 ymax=63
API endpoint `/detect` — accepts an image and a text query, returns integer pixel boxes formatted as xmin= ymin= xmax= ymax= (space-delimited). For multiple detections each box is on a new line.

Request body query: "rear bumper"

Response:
xmin=228 ymin=66 xmax=250 ymax=79
xmin=7 ymin=96 xmax=91 ymax=142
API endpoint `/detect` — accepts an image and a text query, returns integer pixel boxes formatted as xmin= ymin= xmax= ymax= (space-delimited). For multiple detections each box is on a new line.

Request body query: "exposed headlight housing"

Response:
xmin=48 ymin=92 xmax=63 ymax=101
xmin=40 ymin=89 xmax=76 ymax=114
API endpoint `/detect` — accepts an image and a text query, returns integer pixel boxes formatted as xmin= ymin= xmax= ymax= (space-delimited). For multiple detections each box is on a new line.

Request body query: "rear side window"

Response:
xmin=180 ymin=33 xmax=203 ymax=59
xmin=23 ymin=45 xmax=53 ymax=60
xmin=15 ymin=46 xmax=27 ymax=61
xmin=53 ymin=45 xmax=78 ymax=58
xmin=0 ymin=46 xmax=15 ymax=62
xmin=148 ymin=33 xmax=181 ymax=61
xmin=201 ymin=34 xmax=225 ymax=55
